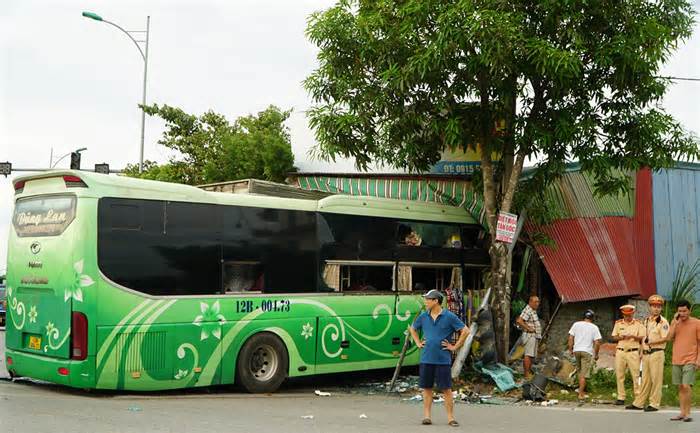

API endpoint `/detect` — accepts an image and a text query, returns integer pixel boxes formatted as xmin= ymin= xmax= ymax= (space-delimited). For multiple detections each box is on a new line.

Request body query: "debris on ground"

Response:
xmin=127 ymin=406 xmax=142 ymax=412
xmin=301 ymin=415 xmax=314 ymax=420
xmin=539 ymin=355 xmax=577 ymax=387
xmin=359 ymin=414 xmax=368 ymax=419
xmin=314 ymin=390 xmax=331 ymax=397
xmin=402 ymin=394 xmax=424 ymax=402
xmin=473 ymin=362 xmax=518 ymax=392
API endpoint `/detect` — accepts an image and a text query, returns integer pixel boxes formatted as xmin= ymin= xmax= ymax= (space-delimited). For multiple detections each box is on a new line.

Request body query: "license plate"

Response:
xmin=28 ymin=336 xmax=42 ymax=350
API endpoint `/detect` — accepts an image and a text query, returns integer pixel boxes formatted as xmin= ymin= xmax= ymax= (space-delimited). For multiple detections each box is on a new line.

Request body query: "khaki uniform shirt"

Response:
xmin=643 ymin=315 xmax=669 ymax=350
xmin=612 ymin=318 xmax=646 ymax=350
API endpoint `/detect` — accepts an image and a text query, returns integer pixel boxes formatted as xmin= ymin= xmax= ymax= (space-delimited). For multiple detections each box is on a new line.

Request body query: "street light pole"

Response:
xmin=82 ymin=12 xmax=150 ymax=173
xmin=139 ymin=16 xmax=150 ymax=173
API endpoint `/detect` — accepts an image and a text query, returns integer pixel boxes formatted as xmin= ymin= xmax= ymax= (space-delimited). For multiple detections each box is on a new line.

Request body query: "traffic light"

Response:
xmin=70 ymin=152 xmax=81 ymax=170
xmin=94 ymin=163 xmax=109 ymax=174
xmin=0 ymin=161 xmax=11 ymax=177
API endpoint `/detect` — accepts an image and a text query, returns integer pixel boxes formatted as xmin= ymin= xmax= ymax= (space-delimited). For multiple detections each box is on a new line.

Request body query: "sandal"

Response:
xmin=670 ymin=415 xmax=686 ymax=421
xmin=421 ymin=418 xmax=432 ymax=425
xmin=683 ymin=417 xmax=693 ymax=422
xmin=448 ymin=420 xmax=459 ymax=427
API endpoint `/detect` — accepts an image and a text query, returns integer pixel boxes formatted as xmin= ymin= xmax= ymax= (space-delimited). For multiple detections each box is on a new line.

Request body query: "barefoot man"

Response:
xmin=409 ymin=289 xmax=469 ymax=427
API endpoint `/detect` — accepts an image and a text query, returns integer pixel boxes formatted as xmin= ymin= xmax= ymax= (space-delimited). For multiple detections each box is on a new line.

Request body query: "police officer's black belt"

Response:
xmin=617 ymin=348 xmax=639 ymax=352
xmin=643 ymin=348 xmax=664 ymax=354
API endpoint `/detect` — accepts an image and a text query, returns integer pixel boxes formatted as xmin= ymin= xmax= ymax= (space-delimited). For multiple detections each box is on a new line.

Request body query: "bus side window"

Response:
xmin=339 ymin=265 xmax=393 ymax=292
xmin=223 ymin=206 xmax=318 ymax=294
xmin=164 ymin=202 xmax=222 ymax=296
xmin=223 ymin=262 xmax=264 ymax=293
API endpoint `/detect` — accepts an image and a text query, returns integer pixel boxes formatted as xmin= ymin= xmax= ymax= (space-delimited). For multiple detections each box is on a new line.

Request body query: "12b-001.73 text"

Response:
xmin=236 ymin=299 xmax=291 ymax=313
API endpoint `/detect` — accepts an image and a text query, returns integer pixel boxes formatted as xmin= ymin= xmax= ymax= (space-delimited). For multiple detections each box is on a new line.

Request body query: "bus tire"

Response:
xmin=236 ymin=332 xmax=288 ymax=393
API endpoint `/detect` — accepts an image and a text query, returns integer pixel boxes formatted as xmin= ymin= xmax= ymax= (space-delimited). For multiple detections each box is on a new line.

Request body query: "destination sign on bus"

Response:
xmin=13 ymin=196 xmax=76 ymax=237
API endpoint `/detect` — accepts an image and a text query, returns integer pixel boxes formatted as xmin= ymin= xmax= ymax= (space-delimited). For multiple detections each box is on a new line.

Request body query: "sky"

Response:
xmin=1 ymin=0 xmax=699 ymax=269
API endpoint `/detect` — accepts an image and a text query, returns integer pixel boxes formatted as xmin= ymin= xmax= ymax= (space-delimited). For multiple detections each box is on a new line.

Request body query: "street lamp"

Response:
xmin=82 ymin=11 xmax=150 ymax=173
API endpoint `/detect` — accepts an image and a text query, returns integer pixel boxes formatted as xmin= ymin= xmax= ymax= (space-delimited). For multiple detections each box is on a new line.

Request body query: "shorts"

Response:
xmin=523 ymin=334 xmax=538 ymax=358
xmin=672 ymin=364 xmax=696 ymax=386
xmin=574 ymin=351 xmax=594 ymax=379
xmin=419 ymin=363 xmax=452 ymax=390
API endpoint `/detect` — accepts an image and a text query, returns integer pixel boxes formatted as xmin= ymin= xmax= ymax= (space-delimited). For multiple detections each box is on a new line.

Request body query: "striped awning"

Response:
xmin=294 ymin=175 xmax=487 ymax=228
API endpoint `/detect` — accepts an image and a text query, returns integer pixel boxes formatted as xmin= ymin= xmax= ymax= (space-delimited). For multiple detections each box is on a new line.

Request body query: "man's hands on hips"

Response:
xmin=441 ymin=339 xmax=458 ymax=352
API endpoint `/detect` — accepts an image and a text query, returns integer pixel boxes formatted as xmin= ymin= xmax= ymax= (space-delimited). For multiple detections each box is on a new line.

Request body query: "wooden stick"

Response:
xmin=388 ymin=328 xmax=412 ymax=393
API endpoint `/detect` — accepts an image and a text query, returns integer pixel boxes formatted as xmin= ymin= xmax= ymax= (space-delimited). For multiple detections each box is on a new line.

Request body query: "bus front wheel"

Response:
xmin=237 ymin=333 xmax=288 ymax=393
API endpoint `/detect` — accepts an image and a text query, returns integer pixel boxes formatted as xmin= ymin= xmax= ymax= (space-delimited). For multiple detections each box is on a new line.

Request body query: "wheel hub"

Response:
xmin=248 ymin=344 xmax=278 ymax=382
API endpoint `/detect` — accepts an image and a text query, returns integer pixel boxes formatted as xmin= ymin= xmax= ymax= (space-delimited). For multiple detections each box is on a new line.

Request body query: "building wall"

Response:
xmin=543 ymin=299 xmax=617 ymax=354
xmin=652 ymin=165 xmax=700 ymax=297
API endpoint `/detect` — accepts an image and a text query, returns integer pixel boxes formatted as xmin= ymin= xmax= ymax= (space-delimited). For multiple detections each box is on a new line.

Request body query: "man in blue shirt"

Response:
xmin=409 ymin=289 xmax=469 ymax=427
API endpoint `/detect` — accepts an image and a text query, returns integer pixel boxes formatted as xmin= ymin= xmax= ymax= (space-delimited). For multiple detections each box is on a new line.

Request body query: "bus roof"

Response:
xmin=14 ymin=170 xmax=478 ymax=225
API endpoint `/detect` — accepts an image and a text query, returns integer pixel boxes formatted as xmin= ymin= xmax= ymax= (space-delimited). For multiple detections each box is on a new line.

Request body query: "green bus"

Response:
xmin=5 ymin=171 xmax=487 ymax=392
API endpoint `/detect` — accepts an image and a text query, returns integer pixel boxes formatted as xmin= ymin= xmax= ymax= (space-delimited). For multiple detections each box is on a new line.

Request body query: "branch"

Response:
xmin=479 ymin=73 xmax=498 ymax=234
xmin=501 ymin=150 xmax=526 ymax=213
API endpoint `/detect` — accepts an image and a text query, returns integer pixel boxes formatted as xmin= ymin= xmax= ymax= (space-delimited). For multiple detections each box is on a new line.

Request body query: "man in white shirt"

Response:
xmin=568 ymin=309 xmax=603 ymax=402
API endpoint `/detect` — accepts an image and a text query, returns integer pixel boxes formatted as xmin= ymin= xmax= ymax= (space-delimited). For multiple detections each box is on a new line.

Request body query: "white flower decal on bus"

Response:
xmin=193 ymin=301 xmax=226 ymax=341
xmin=301 ymin=322 xmax=314 ymax=340
xmin=65 ymin=259 xmax=95 ymax=303
xmin=7 ymin=286 xmax=27 ymax=330
xmin=28 ymin=306 xmax=38 ymax=323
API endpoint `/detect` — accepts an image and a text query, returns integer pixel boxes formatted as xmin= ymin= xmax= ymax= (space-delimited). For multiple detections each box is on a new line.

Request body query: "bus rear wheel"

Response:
xmin=237 ymin=333 xmax=288 ymax=393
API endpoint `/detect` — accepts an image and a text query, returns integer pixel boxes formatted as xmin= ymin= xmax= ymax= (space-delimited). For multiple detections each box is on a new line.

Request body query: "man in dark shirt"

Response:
xmin=409 ymin=289 xmax=469 ymax=427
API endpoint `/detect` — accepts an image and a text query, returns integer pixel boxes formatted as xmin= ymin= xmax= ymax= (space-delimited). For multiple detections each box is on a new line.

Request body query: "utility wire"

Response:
xmin=656 ymin=76 xmax=700 ymax=82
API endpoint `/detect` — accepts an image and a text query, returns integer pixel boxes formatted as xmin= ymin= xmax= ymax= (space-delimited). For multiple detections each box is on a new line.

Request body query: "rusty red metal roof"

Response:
xmin=527 ymin=168 xmax=656 ymax=303
xmin=633 ymin=168 xmax=657 ymax=299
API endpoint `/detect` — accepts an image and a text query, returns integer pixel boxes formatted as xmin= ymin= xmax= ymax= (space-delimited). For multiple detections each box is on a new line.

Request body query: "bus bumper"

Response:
xmin=5 ymin=349 xmax=96 ymax=388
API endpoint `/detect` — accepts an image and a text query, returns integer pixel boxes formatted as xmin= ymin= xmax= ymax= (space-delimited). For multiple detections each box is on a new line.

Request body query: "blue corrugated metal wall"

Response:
xmin=653 ymin=164 xmax=700 ymax=297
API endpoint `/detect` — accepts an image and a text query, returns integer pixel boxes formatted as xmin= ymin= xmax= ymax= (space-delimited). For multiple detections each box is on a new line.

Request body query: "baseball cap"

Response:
xmin=584 ymin=309 xmax=595 ymax=319
xmin=422 ymin=289 xmax=443 ymax=301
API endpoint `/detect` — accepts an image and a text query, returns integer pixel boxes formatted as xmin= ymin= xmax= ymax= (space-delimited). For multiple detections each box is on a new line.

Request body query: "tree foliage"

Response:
xmin=305 ymin=0 xmax=699 ymax=360
xmin=124 ymin=105 xmax=296 ymax=185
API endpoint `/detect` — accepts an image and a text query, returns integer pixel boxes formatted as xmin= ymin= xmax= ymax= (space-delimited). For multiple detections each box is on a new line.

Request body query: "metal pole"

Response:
xmin=138 ymin=16 xmax=150 ymax=173
xmin=49 ymin=147 xmax=53 ymax=168
xmin=51 ymin=152 xmax=71 ymax=168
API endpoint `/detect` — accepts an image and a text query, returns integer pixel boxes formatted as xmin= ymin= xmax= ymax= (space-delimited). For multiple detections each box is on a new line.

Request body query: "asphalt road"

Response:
xmin=1 ymin=329 xmax=697 ymax=433
xmin=1 ymin=378 xmax=698 ymax=433
xmin=0 ymin=328 xmax=8 ymax=379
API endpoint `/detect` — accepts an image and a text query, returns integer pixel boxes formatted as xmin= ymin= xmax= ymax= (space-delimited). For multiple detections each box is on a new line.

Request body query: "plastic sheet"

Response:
xmin=474 ymin=361 xmax=518 ymax=392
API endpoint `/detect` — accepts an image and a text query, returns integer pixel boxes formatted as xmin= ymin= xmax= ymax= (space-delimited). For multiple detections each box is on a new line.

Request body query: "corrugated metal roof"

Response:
xmin=530 ymin=218 xmax=641 ymax=303
xmin=544 ymin=170 xmax=636 ymax=219
xmin=652 ymin=166 xmax=700 ymax=298
xmin=634 ymin=168 xmax=657 ymax=299
xmin=528 ymin=169 xmax=655 ymax=303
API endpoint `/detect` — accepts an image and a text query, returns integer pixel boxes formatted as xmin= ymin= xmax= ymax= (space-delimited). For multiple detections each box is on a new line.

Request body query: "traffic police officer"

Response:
xmin=612 ymin=304 xmax=646 ymax=405
xmin=629 ymin=295 xmax=669 ymax=411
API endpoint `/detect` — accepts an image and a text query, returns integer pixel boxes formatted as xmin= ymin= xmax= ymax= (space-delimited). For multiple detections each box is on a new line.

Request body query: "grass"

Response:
xmin=550 ymin=349 xmax=700 ymax=407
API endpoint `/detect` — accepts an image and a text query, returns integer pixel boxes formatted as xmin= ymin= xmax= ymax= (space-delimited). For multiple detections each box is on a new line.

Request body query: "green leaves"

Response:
xmin=123 ymin=105 xmax=296 ymax=185
xmin=304 ymin=0 xmax=697 ymax=203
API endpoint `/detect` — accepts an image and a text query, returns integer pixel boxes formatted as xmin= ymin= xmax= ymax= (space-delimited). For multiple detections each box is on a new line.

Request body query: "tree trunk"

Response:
xmin=489 ymin=241 xmax=511 ymax=362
